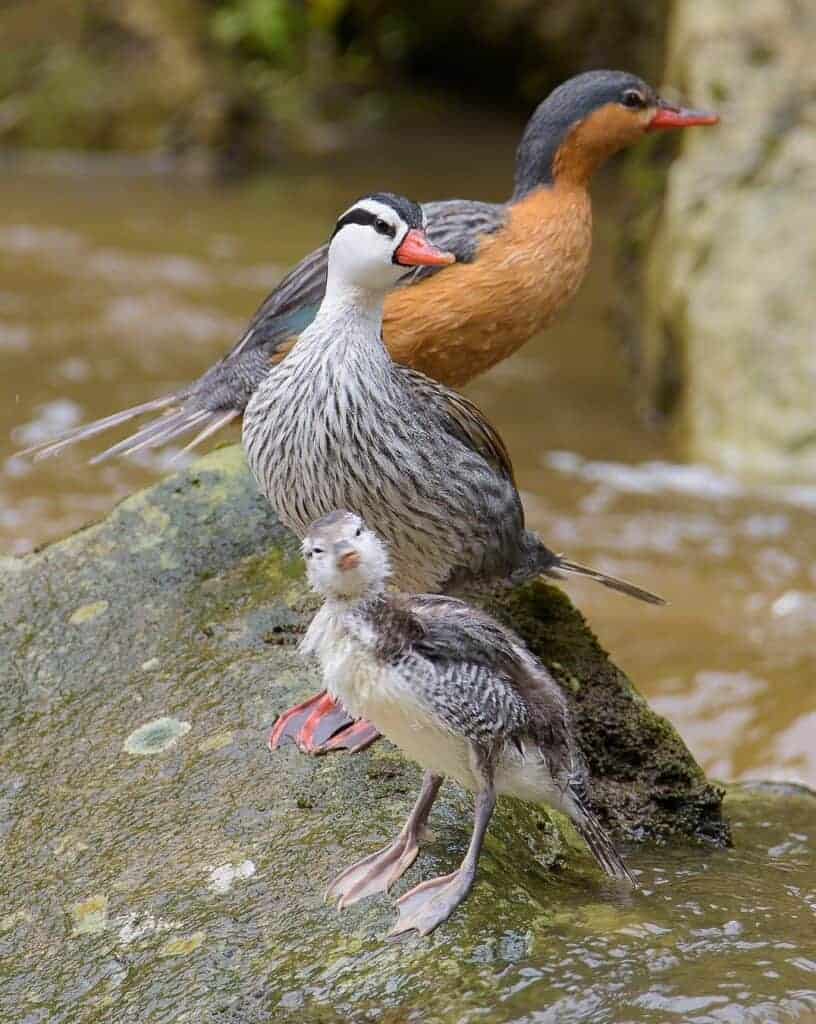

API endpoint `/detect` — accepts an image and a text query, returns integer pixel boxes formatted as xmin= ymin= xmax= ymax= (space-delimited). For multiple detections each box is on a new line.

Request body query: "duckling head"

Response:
xmin=326 ymin=193 xmax=454 ymax=294
xmin=303 ymin=510 xmax=391 ymax=601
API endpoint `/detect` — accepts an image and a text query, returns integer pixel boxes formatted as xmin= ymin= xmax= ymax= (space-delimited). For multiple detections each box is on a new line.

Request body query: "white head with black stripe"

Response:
xmin=326 ymin=192 xmax=455 ymax=293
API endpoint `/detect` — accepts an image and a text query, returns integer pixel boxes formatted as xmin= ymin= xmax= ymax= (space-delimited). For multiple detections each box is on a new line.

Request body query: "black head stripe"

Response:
xmin=331 ymin=207 xmax=382 ymax=240
xmin=331 ymin=192 xmax=423 ymax=241
xmin=366 ymin=192 xmax=423 ymax=229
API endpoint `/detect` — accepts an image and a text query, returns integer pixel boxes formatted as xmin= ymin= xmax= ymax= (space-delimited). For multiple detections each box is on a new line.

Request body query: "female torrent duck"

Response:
xmin=300 ymin=511 xmax=633 ymax=936
xmin=241 ymin=191 xmax=663 ymax=756
xmin=22 ymin=70 xmax=717 ymax=462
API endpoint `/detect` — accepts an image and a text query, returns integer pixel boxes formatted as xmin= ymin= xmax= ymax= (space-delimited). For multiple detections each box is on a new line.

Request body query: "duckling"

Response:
xmin=300 ymin=510 xmax=634 ymax=936
xmin=244 ymin=190 xmax=663 ymax=755
xmin=21 ymin=70 xmax=717 ymax=462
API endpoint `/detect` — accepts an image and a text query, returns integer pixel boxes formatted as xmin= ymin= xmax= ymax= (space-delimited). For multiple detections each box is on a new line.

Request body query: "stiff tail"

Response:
xmin=88 ymin=407 xmax=238 ymax=464
xmin=16 ymin=394 xmax=239 ymax=464
xmin=551 ymin=556 xmax=666 ymax=606
xmin=16 ymin=347 xmax=272 ymax=464
xmin=568 ymin=791 xmax=635 ymax=886
xmin=16 ymin=393 xmax=180 ymax=461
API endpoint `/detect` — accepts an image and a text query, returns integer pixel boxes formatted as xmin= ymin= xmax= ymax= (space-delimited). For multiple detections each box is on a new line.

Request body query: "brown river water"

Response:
xmin=1 ymin=125 xmax=815 ymax=796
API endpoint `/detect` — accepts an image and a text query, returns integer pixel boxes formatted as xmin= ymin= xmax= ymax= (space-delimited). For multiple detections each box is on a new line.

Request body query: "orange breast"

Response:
xmin=382 ymin=184 xmax=592 ymax=387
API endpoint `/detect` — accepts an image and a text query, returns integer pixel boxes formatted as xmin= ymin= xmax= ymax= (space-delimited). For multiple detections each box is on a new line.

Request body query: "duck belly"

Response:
xmin=331 ymin=657 xmax=478 ymax=790
xmin=368 ymin=687 xmax=477 ymax=791
xmin=494 ymin=740 xmax=566 ymax=812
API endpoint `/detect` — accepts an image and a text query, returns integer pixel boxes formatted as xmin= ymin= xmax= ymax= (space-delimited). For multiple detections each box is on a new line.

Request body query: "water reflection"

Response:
xmin=0 ymin=143 xmax=813 ymax=789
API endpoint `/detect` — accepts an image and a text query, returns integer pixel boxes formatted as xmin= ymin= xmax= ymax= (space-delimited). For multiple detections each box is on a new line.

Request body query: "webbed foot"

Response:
xmin=327 ymin=833 xmax=420 ymax=908
xmin=268 ymin=691 xmax=380 ymax=755
xmin=389 ymin=867 xmax=475 ymax=937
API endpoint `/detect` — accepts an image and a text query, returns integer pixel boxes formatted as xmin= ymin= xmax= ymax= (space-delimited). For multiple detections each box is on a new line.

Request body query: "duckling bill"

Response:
xmin=301 ymin=511 xmax=634 ymax=937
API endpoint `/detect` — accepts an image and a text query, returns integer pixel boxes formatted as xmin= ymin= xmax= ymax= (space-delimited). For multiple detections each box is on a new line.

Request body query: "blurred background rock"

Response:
xmin=642 ymin=0 xmax=816 ymax=478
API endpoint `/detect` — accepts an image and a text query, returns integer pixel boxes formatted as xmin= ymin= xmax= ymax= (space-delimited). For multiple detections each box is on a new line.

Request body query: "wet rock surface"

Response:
xmin=643 ymin=0 xmax=816 ymax=476
xmin=4 ymin=446 xmax=813 ymax=1022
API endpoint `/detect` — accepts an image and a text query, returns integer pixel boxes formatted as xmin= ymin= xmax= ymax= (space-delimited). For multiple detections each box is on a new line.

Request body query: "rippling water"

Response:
xmin=1 ymin=129 xmax=814 ymax=791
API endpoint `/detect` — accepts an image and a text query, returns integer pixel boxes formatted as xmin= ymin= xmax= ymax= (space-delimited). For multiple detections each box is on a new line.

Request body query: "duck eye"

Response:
xmin=374 ymin=217 xmax=395 ymax=237
xmin=311 ymin=546 xmax=324 ymax=555
xmin=621 ymin=89 xmax=646 ymax=109
xmin=354 ymin=526 xmax=363 ymax=537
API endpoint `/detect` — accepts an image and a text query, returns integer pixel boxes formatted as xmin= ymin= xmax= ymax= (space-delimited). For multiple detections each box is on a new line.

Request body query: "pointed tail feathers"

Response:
xmin=15 ymin=347 xmax=271 ymax=464
xmin=552 ymin=557 xmax=666 ymax=606
xmin=567 ymin=792 xmax=635 ymax=886
xmin=16 ymin=394 xmax=239 ymax=465
xmin=89 ymin=407 xmax=238 ymax=464
xmin=16 ymin=393 xmax=181 ymax=461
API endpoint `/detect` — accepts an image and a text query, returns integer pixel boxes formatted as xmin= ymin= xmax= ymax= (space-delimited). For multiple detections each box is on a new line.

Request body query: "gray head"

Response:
xmin=326 ymin=192 xmax=454 ymax=292
xmin=513 ymin=69 xmax=718 ymax=197
xmin=303 ymin=510 xmax=391 ymax=600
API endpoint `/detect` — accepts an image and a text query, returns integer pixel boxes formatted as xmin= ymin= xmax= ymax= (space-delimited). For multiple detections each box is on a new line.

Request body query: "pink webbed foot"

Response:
xmin=327 ymin=772 xmax=443 ymax=909
xmin=389 ymin=785 xmax=494 ymax=937
xmin=268 ymin=691 xmax=381 ymax=756
xmin=327 ymin=832 xmax=421 ymax=909
xmin=315 ymin=718 xmax=381 ymax=755
xmin=389 ymin=867 xmax=475 ymax=937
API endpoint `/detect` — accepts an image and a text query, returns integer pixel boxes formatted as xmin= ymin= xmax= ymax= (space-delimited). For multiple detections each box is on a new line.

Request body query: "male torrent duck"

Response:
xmin=22 ymin=70 xmax=717 ymax=462
xmin=242 ymin=191 xmax=663 ymax=756
xmin=301 ymin=511 xmax=633 ymax=936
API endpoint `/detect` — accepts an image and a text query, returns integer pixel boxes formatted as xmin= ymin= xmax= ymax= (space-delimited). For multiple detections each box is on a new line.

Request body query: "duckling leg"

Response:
xmin=390 ymin=785 xmax=496 ymax=938
xmin=327 ymin=772 xmax=443 ymax=908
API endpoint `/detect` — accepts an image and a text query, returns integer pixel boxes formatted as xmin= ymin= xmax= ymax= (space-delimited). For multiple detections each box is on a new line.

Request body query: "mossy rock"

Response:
xmin=1 ymin=444 xmax=738 ymax=1022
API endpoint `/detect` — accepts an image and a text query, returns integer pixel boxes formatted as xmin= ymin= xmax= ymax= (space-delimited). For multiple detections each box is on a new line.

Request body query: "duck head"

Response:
xmin=326 ymin=193 xmax=455 ymax=293
xmin=513 ymin=70 xmax=719 ymax=197
xmin=303 ymin=510 xmax=391 ymax=601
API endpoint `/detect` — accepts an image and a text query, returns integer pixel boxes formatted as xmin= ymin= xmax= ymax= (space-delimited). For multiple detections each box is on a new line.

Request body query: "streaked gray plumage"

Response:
xmin=302 ymin=510 xmax=633 ymax=936
xmin=243 ymin=192 xmax=662 ymax=603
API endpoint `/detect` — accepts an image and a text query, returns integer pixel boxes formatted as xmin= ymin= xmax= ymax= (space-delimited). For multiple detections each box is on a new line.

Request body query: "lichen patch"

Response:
xmin=124 ymin=717 xmax=191 ymax=756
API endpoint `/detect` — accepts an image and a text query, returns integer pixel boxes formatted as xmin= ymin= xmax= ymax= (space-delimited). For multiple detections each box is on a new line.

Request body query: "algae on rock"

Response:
xmin=1 ymin=444 xmax=728 ymax=1021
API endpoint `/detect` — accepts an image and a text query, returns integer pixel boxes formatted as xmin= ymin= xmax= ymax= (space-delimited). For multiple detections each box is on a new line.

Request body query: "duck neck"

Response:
xmin=325 ymin=586 xmax=384 ymax=614
xmin=512 ymin=107 xmax=598 ymax=200
xmin=315 ymin=274 xmax=387 ymax=339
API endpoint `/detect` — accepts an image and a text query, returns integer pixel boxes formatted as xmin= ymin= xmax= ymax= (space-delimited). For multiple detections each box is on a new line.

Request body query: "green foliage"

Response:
xmin=210 ymin=0 xmax=348 ymax=64
xmin=211 ymin=0 xmax=299 ymax=61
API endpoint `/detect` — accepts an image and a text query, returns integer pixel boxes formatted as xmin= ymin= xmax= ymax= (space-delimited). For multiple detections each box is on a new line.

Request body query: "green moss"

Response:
xmin=159 ymin=930 xmax=206 ymax=957
xmin=482 ymin=580 xmax=726 ymax=843
xmin=124 ymin=717 xmax=192 ymax=755
xmin=0 ymin=444 xmax=743 ymax=1020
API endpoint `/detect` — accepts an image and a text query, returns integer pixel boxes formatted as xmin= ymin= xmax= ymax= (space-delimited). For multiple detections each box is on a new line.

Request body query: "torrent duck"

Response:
xmin=242 ymin=192 xmax=663 ymax=756
xmin=301 ymin=510 xmax=634 ymax=936
xmin=21 ymin=70 xmax=717 ymax=462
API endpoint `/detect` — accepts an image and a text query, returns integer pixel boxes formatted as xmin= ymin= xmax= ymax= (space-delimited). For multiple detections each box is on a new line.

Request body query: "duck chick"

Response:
xmin=301 ymin=510 xmax=634 ymax=937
